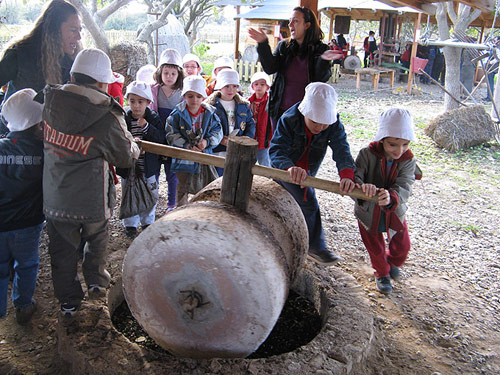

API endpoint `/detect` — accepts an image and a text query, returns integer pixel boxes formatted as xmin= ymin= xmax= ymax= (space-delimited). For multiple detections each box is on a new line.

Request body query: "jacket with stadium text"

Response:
xmin=42 ymin=83 xmax=140 ymax=223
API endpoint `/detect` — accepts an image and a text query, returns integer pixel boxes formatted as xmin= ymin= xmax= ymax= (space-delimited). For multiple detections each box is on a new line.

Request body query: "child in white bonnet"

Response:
xmin=354 ymin=108 xmax=421 ymax=295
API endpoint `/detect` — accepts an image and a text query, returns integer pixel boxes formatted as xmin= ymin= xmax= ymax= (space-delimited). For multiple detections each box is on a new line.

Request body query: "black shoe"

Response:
xmin=376 ymin=276 xmax=393 ymax=295
xmin=16 ymin=300 xmax=37 ymax=325
xmin=389 ymin=265 xmax=401 ymax=281
xmin=308 ymin=249 xmax=343 ymax=266
xmin=141 ymin=224 xmax=150 ymax=231
xmin=125 ymin=226 xmax=137 ymax=238
xmin=61 ymin=303 xmax=80 ymax=318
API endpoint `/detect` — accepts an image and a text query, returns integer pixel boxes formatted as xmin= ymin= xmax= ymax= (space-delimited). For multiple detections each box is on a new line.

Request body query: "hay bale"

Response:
xmin=110 ymin=42 xmax=148 ymax=90
xmin=424 ymin=105 xmax=496 ymax=151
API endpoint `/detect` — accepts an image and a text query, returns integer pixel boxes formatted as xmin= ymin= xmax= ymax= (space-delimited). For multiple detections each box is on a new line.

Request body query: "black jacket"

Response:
xmin=116 ymin=107 xmax=166 ymax=179
xmin=0 ymin=127 xmax=44 ymax=231
xmin=256 ymin=39 xmax=332 ymax=124
xmin=0 ymin=40 xmax=73 ymax=99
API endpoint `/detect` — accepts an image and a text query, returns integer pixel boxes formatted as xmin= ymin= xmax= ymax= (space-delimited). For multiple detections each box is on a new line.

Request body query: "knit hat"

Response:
xmin=250 ymin=71 xmax=271 ymax=87
xmin=125 ymin=81 xmax=154 ymax=102
xmin=136 ymin=64 xmax=156 ymax=85
xmin=182 ymin=75 xmax=208 ymax=98
xmin=182 ymin=53 xmax=201 ymax=68
xmin=298 ymin=83 xmax=338 ymax=124
xmin=70 ymin=48 xmax=115 ymax=84
xmin=2 ymin=88 xmax=43 ymax=132
xmin=159 ymin=49 xmax=182 ymax=68
xmin=214 ymin=69 xmax=240 ymax=90
xmin=212 ymin=56 xmax=234 ymax=76
xmin=374 ymin=108 xmax=415 ymax=141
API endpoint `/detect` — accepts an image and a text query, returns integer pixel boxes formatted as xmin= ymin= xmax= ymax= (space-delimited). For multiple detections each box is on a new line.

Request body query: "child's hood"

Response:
xmin=43 ymin=83 xmax=123 ymax=133
xmin=204 ymin=91 xmax=249 ymax=106
xmin=368 ymin=141 xmax=414 ymax=161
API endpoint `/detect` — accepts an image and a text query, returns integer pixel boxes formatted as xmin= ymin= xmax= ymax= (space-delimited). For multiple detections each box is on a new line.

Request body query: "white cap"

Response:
xmin=182 ymin=53 xmax=201 ymax=67
xmin=181 ymin=75 xmax=207 ymax=98
xmin=159 ymin=49 xmax=182 ymax=68
xmin=125 ymin=81 xmax=154 ymax=102
xmin=212 ymin=56 xmax=233 ymax=76
xmin=214 ymin=69 xmax=240 ymax=90
xmin=2 ymin=88 xmax=43 ymax=132
xmin=374 ymin=108 xmax=415 ymax=141
xmin=111 ymin=72 xmax=124 ymax=84
xmin=250 ymin=71 xmax=271 ymax=87
xmin=298 ymin=83 xmax=338 ymax=124
xmin=70 ymin=48 xmax=115 ymax=84
xmin=136 ymin=64 xmax=156 ymax=85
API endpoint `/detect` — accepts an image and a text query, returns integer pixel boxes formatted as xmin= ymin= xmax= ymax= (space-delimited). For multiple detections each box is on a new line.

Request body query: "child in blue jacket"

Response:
xmin=270 ymin=82 xmax=355 ymax=266
xmin=166 ymin=75 xmax=223 ymax=206
xmin=204 ymin=69 xmax=255 ymax=175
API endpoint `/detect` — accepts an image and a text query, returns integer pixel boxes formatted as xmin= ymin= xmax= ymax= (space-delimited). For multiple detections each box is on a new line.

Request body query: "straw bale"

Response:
xmin=424 ymin=105 xmax=496 ymax=151
xmin=109 ymin=41 xmax=148 ymax=90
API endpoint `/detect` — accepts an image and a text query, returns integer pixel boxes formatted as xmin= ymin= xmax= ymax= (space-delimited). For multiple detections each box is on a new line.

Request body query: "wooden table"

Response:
xmin=355 ymin=68 xmax=395 ymax=91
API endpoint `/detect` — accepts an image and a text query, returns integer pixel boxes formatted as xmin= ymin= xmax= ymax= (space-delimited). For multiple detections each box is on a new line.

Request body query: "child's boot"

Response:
xmin=376 ymin=276 xmax=393 ymax=295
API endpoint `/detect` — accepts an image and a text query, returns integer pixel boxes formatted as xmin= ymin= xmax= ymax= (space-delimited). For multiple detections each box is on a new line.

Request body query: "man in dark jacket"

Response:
xmin=270 ymin=83 xmax=355 ymax=266
xmin=0 ymin=89 xmax=44 ymax=324
xmin=42 ymin=48 xmax=140 ymax=317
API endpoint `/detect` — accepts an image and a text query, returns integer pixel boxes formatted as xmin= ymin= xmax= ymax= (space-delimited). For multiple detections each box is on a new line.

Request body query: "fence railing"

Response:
xmin=234 ymin=59 xmax=265 ymax=83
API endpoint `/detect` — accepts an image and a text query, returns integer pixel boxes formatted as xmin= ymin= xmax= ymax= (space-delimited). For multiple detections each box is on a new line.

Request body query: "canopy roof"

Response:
xmin=236 ymin=0 xmax=419 ymax=21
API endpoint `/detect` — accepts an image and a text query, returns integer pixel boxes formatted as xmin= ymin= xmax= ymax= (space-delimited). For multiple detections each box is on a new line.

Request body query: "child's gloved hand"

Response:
xmin=360 ymin=183 xmax=377 ymax=197
xmin=340 ymin=178 xmax=355 ymax=193
xmin=378 ymin=189 xmax=391 ymax=206
xmin=287 ymin=166 xmax=307 ymax=185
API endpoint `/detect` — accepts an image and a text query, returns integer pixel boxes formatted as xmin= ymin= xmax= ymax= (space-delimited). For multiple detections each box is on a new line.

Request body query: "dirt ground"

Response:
xmin=0 ymin=75 xmax=499 ymax=374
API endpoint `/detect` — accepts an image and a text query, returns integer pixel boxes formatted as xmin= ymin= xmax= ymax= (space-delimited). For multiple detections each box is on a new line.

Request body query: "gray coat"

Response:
xmin=354 ymin=142 xmax=419 ymax=238
xmin=42 ymin=83 xmax=140 ymax=223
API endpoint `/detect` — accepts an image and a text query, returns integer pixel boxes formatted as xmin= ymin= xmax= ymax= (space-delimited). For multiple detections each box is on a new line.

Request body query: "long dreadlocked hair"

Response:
xmin=3 ymin=0 xmax=80 ymax=85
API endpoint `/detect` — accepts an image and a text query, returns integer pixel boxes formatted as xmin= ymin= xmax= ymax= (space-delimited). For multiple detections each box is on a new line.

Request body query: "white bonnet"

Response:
xmin=159 ymin=49 xmax=182 ymax=68
xmin=136 ymin=64 xmax=156 ymax=85
xmin=125 ymin=81 xmax=154 ymax=102
xmin=70 ymin=48 xmax=115 ymax=84
xmin=298 ymin=83 xmax=338 ymax=124
xmin=214 ymin=69 xmax=240 ymax=90
xmin=250 ymin=71 xmax=271 ymax=87
xmin=2 ymin=88 xmax=43 ymax=132
xmin=374 ymin=108 xmax=415 ymax=141
xmin=182 ymin=75 xmax=207 ymax=98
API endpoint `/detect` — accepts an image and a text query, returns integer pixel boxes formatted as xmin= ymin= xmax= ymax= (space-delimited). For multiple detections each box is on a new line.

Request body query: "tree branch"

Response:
xmin=447 ymin=1 xmax=457 ymax=24
xmin=96 ymin=0 xmax=134 ymax=22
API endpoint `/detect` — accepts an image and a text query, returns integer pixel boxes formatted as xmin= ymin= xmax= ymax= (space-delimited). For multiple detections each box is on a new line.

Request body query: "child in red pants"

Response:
xmin=354 ymin=108 xmax=421 ymax=294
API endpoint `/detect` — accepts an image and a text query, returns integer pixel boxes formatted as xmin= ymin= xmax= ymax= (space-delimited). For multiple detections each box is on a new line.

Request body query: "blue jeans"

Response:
xmin=257 ymin=148 xmax=271 ymax=167
xmin=278 ymin=181 xmax=327 ymax=252
xmin=0 ymin=223 xmax=43 ymax=318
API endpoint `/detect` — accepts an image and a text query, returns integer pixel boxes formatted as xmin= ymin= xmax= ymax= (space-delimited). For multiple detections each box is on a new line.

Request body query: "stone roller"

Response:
xmin=122 ymin=177 xmax=308 ymax=358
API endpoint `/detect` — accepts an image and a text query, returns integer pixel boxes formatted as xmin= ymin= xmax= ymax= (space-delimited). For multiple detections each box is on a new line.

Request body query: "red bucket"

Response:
xmin=411 ymin=57 xmax=428 ymax=73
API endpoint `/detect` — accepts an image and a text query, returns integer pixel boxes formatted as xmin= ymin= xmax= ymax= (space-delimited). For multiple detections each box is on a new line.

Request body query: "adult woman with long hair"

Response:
xmin=0 ymin=0 xmax=82 ymax=102
xmin=249 ymin=6 xmax=342 ymax=129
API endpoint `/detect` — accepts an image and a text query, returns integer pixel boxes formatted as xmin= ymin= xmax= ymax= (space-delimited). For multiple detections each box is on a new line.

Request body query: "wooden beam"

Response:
xmin=234 ymin=6 xmax=240 ymax=60
xmin=407 ymin=12 xmax=422 ymax=94
xmin=328 ymin=12 xmax=334 ymax=41
xmin=300 ymin=0 xmax=318 ymax=16
xmin=139 ymin=141 xmax=378 ymax=202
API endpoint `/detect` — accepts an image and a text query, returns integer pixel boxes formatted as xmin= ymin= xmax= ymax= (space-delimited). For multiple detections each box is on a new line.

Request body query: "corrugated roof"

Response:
xmin=235 ymin=0 xmax=419 ymax=20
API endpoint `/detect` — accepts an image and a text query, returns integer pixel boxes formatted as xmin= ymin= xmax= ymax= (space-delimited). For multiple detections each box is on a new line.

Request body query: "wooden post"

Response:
xmin=300 ymin=0 xmax=318 ymax=16
xmin=407 ymin=12 xmax=422 ymax=94
xmin=328 ymin=11 xmax=334 ymax=42
xmin=379 ymin=13 xmax=386 ymax=66
xmin=234 ymin=6 xmax=241 ymax=60
xmin=220 ymin=136 xmax=258 ymax=211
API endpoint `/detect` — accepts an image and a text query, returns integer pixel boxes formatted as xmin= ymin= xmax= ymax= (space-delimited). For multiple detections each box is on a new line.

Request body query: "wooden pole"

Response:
xmin=139 ymin=140 xmax=378 ymax=202
xmin=379 ymin=13 xmax=386 ymax=66
xmin=407 ymin=12 xmax=422 ymax=94
xmin=328 ymin=11 xmax=334 ymax=42
xmin=220 ymin=136 xmax=258 ymax=211
xmin=234 ymin=6 xmax=241 ymax=60
xmin=300 ymin=0 xmax=318 ymax=17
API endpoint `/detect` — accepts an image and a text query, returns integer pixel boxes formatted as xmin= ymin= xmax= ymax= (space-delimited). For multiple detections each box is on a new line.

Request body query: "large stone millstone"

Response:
xmin=122 ymin=178 xmax=308 ymax=358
